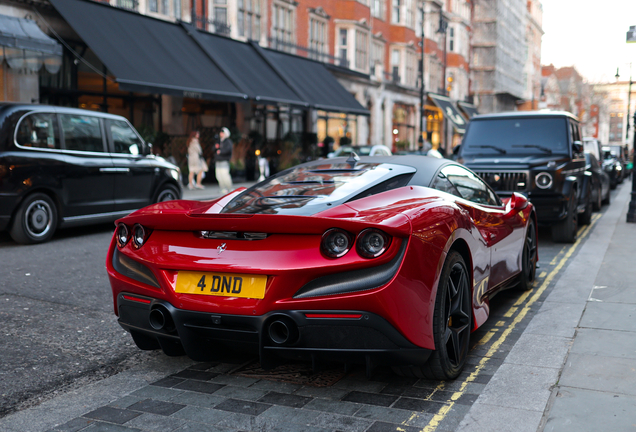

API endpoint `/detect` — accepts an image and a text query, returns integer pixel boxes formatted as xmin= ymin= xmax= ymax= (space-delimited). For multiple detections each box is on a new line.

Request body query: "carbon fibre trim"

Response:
xmin=292 ymin=240 xmax=407 ymax=299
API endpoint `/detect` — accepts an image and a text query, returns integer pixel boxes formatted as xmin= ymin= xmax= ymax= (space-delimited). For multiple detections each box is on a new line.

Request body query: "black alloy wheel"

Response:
xmin=517 ymin=219 xmax=537 ymax=291
xmin=551 ymin=191 xmax=577 ymax=243
xmin=394 ymin=251 xmax=471 ymax=380
xmin=592 ymin=183 xmax=602 ymax=212
xmin=155 ymin=185 xmax=180 ymax=203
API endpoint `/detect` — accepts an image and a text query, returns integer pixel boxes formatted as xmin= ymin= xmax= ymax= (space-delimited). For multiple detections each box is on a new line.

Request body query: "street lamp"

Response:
xmin=418 ymin=4 xmax=425 ymax=149
xmin=625 ymin=26 xmax=636 ymax=223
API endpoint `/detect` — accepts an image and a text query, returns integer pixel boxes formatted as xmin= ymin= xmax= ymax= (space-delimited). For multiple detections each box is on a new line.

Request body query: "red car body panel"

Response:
xmin=106 ymin=157 xmax=536 ymax=368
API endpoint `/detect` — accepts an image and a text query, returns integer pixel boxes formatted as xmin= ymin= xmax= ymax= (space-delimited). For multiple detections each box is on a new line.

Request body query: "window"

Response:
xmin=441 ymin=165 xmax=500 ymax=206
xmin=355 ymin=30 xmax=369 ymax=71
xmin=148 ymin=0 xmax=157 ymax=12
xmin=371 ymin=38 xmax=385 ymax=79
xmin=173 ymin=0 xmax=181 ymax=19
xmin=109 ymin=120 xmax=143 ymax=155
xmin=60 ymin=114 xmax=104 ymax=153
xmin=309 ymin=15 xmax=327 ymax=61
xmin=432 ymin=173 xmax=461 ymax=198
xmin=391 ymin=48 xmax=400 ymax=82
xmin=405 ymin=48 xmax=416 ymax=87
xmin=16 ymin=113 xmax=59 ymax=149
xmin=272 ymin=2 xmax=295 ymax=53
xmin=371 ymin=0 xmax=384 ymax=19
xmin=391 ymin=0 xmax=401 ymax=24
xmin=338 ymin=28 xmax=348 ymax=68
xmin=449 ymin=26 xmax=455 ymax=52
xmin=238 ymin=0 xmax=261 ymax=40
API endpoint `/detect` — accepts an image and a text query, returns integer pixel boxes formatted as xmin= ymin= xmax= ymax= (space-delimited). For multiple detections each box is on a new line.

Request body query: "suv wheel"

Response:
xmin=551 ymin=192 xmax=577 ymax=243
xmin=579 ymin=199 xmax=592 ymax=225
xmin=592 ymin=184 xmax=602 ymax=211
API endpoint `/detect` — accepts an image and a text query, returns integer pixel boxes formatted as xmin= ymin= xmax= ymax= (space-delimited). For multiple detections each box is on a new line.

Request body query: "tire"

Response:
xmin=579 ymin=199 xmax=592 ymax=225
xmin=155 ymin=184 xmax=180 ymax=203
xmin=592 ymin=184 xmax=602 ymax=212
xmin=551 ymin=192 xmax=577 ymax=243
xmin=9 ymin=193 xmax=58 ymax=244
xmin=602 ymin=187 xmax=611 ymax=205
xmin=394 ymin=251 xmax=471 ymax=380
xmin=516 ymin=219 xmax=537 ymax=291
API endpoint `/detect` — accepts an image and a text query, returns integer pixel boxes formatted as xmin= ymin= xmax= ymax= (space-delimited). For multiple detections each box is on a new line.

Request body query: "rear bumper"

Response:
xmin=116 ymin=293 xmax=432 ymax=367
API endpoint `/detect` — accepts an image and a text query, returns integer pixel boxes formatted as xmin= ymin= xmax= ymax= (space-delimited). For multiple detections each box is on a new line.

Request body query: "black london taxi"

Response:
xmin=0 ymin=103 xmax=182 ymax=244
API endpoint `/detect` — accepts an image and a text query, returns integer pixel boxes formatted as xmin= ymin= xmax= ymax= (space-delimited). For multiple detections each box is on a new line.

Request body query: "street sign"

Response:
xmin=628 ymin=26 xmax=636 ymax=43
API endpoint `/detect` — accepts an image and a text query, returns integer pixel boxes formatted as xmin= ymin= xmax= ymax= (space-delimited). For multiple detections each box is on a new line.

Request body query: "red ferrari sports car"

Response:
xmin=107 ymin=155 xmax=537 ymax=380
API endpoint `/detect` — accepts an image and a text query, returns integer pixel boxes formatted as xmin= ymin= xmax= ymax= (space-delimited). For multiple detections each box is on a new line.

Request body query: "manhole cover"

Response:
xmin=233 ymin=361 xmax=346 ymax=387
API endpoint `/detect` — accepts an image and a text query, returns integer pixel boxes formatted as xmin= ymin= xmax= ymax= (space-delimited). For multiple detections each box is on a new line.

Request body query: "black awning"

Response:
xmin=260 ymin=48 xmax=369 ymax=116
xmin=428 ymin=93 xmax=467 ymax=133
xmin=0 ymin=14 xmax=62 ymax=55
xmin=458 ymin=102 xmax=479 ymax=119
xmin=49 ymin=0 xmax=247 ymax=101
xmin=183 ymin=25 xmax=306 ymax=107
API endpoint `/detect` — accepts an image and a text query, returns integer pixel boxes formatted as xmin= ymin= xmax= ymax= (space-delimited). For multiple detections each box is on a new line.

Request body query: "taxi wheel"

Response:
xmin=394 ymin=251 xmax=471 ymax=380
xmin=155 ymin=184 xmax=180 ymax=203
xmin=10 ymin=193 xmax=58 ymax=244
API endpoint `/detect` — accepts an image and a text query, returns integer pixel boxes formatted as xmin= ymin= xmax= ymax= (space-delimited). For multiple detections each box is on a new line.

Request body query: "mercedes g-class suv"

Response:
xmin=457 ymin=111 xmax=591 ymax=243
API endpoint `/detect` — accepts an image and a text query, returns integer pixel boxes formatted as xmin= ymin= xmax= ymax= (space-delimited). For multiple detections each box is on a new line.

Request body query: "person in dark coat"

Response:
xmin=215 ymin=127 xmax=233 ymax=194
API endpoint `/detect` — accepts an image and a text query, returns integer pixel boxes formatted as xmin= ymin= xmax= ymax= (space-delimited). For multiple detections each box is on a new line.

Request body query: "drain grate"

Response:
xmin=233 ymin=361 xmax=346 ymax=387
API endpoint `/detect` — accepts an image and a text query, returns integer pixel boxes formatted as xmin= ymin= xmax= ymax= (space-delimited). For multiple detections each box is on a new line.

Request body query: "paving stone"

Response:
xmin=304 ymin=398 xmax=361 ymax=416
xmin=293 ymin=386 xmax=350 ymax=400
xmin=127 ymin=398 xmax=186 ymax=416
xmin=258 ymin=391 xmax=312 ymax=408
xmin=456 ymin=403 xmax=543 ymax=432
xmin=257 ymin=405 xmax=323 ymax=425
xmin=558 ymin=352 xmax=636 ymax=396
xmin=214 ymin=398 xmax=272 ymax=416
xmin=107 ymin=396 xmax=144 ymax=409
xmin=570 ymin=327 xmax=636 ymax=359
xmin=172 ymin=422 xmax=234 ymax=432
xmin=248 ymin=379 xmax=303 ymax=394
xmin=211 ymin=375 xmax=260 ymax=387
xmin=341 ymin=391 xmax=398 ymax=407
xmin=150 ymin=377 xmax=186 ymax=388
xmin=187 ymin=362 xmax=220 ymax=371
xmin=171 ymin=370 xmax=220 ymax=381
xmin=333 ymin=378 xmax=387 ymax=393
xmin=309 ymin=412 xmax=373 ymax=432
xmin=124 ymin=412 xmax=187 ymax=431
xmin=212 ymin=385 xmax=269 ymax=401
xmin=215 ymin=412 xmax=256 ymax=430
xmin=171 ymin=405 xmax=232 ymax=424
xmin=392 ymin=397 xmax=447 ymax=413
xmin=81 ymin=423 xmax=142 ymax=432
xmin=50 ymin=417 xmax=94 ymax=432
xmin=353 ymin=405 xmax=412 ymax=423
xmin=83 ymin=406 xmax=141 ymax=424
xmin=169 ymin=391 xmax=226 ymax=408
xmin=366 ymin=421 xmax=423 ymax=432
xmin=130 ymin=386 xmax=184 ymax=401
xmin=173 ymin=380 xmax=225 ymax=394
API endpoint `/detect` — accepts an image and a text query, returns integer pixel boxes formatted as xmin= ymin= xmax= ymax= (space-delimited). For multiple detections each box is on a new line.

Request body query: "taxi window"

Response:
xmin=60 ymin=114 xmax=104 ymax=152
xmin=16 ymin=113 xmax=59 ymax=149
xmin=109 ymin=119 xmax=143 ymax=155
xmin=441 ymin=165 xmax=501 ymax=206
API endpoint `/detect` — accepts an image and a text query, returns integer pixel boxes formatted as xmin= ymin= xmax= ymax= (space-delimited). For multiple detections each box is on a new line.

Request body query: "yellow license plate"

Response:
xmin=175 ymin=271 xmax=267 ymax=299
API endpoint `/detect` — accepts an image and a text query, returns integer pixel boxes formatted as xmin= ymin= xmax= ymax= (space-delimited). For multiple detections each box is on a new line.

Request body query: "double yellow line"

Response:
xmin=403 ymin=212 xmax=602 ymax=431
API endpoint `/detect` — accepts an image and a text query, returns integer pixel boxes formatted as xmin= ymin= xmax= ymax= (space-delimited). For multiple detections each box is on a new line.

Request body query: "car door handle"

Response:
xmin=99 ymin=168 xmax=130 ymax=173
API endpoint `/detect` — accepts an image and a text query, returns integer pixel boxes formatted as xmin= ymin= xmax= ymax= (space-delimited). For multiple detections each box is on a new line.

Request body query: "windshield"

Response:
xmin=222 ymin=162 xmax=415 ymax=215
xmin=462 ymin=117 xmax=569 ymax=155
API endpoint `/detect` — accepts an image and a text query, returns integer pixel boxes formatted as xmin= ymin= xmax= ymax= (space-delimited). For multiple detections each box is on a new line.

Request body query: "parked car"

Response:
xmin=457 ymin=111 xmax=591 ymax=243
xmin=609 ymin=144 xmax=631 ymax=179
xmin=602 ymin=146 xmax=624 ymax=189
xmin=328 ymin=144 xmax=392 ymax=158
xmin=0 ymin=103 xmax=182 ymax=244
xmin=583 ymin=151 xmax=611 ymax=210
xmin=583 ymin=137 xmax=603 ymax=161
xmin=107 ymin=156 xmax=537 ymax=380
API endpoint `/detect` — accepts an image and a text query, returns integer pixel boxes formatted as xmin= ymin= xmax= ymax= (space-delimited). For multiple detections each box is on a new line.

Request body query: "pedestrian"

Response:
xmin=215 ymin=127 xmax=234 ymax=194
xmin=187 ymin=131 xmax=207 ymax=190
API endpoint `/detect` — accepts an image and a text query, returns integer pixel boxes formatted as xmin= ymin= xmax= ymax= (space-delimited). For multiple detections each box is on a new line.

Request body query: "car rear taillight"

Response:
xmin=116 ymin=223 xmax=129 ymax=248
xmin=356 ymin=229 xmax=390 ymax=258
xmin=321 ymin=228 xmax=352 ymax=258
xmin=132 ymin=224 xmax=151 ymax=249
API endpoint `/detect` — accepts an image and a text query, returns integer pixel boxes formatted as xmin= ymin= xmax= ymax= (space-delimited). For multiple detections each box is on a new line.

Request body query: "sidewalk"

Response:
xmin=181 ymin=180 xmax=258 ymax=201
xmin=457 ymin=182 xmax=636 ymax=432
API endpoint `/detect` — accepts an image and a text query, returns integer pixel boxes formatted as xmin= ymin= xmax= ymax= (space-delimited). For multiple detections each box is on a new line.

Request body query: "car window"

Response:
xmin=15 ymin=112 xmax=59 ymax=149
xmin=60 ymin=114 xmax=104 ymax=152
xmin=431 ymin=173 xmax=462 ymax=198
xmin=441 ymin=165 xmax=501 ymax=206
xmin=109 ymin=119 xmax=143 ymax=155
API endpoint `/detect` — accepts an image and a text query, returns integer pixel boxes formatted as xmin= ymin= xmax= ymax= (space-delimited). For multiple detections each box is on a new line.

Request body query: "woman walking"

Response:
xmin=187 ymin=131 xmax=207 ymax=189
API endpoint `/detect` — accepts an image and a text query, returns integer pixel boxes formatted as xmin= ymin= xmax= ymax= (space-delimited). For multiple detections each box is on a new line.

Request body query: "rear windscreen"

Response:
xmin=462 ymin=117 xmax=569 ymax=155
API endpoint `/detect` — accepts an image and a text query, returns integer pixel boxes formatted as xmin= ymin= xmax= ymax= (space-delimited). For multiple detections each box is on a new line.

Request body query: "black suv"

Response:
xmin=458 ymin=111 xmax=591 ymax=243
xmin=0 ymin=104 xmax=182 ymax=244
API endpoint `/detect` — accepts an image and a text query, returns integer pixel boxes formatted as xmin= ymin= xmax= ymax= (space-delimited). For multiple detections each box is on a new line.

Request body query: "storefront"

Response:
xmin=391 ymin=103 xmax=416 ymax=152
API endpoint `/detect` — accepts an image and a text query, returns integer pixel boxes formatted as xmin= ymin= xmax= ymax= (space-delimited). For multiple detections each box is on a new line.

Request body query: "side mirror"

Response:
xmin=504 ymin=192 xmax=528 ymax=218
xmin=572 ymin=141 xmax=583 ymax=154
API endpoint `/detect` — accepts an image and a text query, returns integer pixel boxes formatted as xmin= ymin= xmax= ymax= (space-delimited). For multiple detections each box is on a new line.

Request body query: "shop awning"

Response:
xmin=0 ymin=14 xmax=62 ymax=72
xmin=183 ymin=25 xmax=306 ymax=106
xmin=458 ymin=101 xmax=479 ymax=119
xmin=428 ymin=93 xmax=467 ymax=133
xmin=259 ymin=48 xmax=369 ymax=116
xmin=49 ymin=0 xmax=247 ymax=101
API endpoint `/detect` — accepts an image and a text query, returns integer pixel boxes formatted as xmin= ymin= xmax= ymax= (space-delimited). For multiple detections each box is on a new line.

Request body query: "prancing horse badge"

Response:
xmin=217 ymin=243 xmax=227 ymax=254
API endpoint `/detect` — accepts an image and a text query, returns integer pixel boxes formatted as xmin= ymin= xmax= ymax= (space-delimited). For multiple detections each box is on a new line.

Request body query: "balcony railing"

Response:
xmin=116 ymin=0 xmax=138 ymax=11
xmin=192 ymin=15 xmax=231 ymax=37
xmin=268 ymin=37 xmax=344 ymax=67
